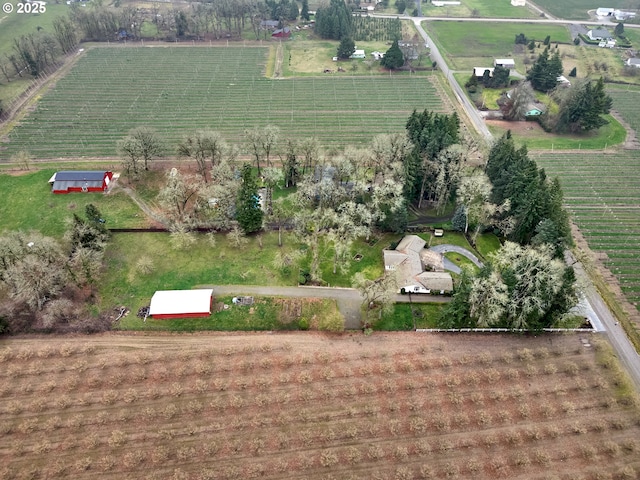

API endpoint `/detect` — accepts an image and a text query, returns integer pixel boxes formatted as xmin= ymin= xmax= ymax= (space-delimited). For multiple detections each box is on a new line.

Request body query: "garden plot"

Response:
xmin=534 ymin=150 xmax=640 ymax=307
xmin=1 ymin=47 xmax=448 ymax=159
xmin=1 ymin=332 xmax=639 ymax=480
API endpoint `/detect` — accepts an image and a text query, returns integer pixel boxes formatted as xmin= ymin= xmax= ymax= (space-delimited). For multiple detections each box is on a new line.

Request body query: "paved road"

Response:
xmin=412 ymin=19 xmax=493 ymax=142
xmin=571 ymin=262 xmax=640 ymax=390
xmin=207 ymin=285 xmax=450 ymax=330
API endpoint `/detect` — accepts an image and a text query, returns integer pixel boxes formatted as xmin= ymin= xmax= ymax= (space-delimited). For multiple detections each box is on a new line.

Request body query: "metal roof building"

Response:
xmin=49 ymin=171 xmax=113 ymax=194
xmin=149 ymin=289 xmax=214 ymax=319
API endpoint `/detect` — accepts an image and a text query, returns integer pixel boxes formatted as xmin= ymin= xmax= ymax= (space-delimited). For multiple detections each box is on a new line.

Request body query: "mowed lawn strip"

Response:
xmin=1 ymin=333 xmax=639 ymax=479
xmin=1 ymin=46 xmax=448 ymax=158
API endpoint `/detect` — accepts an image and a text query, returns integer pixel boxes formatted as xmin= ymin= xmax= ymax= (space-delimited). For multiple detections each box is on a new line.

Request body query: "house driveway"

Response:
xmin=206 ymin=285 xmax=450 ymax=330
xmin=428 ymin=244 xmax=484 ymax=274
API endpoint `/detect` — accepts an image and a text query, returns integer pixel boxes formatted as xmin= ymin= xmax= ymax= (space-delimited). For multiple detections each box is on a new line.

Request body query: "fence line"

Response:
xmin=415 ymin=328 xmax=596 ymax=333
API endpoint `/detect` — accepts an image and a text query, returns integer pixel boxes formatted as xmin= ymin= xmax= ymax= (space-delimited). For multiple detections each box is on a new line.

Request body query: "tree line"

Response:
xmin=0 ymin=205 xmax=112 ymax=334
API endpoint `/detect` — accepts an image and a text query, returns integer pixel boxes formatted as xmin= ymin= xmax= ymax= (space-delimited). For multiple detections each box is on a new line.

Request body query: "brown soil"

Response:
xmin=1 ymin=331 xmax=638 ymax=480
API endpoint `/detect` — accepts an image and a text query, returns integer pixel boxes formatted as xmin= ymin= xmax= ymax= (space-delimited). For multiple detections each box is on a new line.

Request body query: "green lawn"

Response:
xmin=530 ymin=0 xmax=634 ymax=20
xmin=117 ymin=296 xmax=342 ymax=331
xmin=426 ymin=21 xmax=571 ymax=70
xmin=445 ymin=251 xmax=480 ymax=271
xmin=489 ymin=114 xmax=627 ymax=150
xmin=374 ymin=303 xmax=444 ymax=330
xmin=0 ymin=170 xmax=147 ymax=236
xmin=99 ymin=231 xmax=386 ymax=314
xmin=475 ymin=232 xmax=501 ymax=259
xmin=420 ymin=0 xmax=537 ymax=18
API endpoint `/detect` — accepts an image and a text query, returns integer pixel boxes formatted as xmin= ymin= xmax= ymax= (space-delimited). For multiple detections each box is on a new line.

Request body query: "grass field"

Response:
xmin=0 ymin=170 xmax=148 ymax=236
xmin=533 ymin=150 xmax=640 ymax=309
xmin=608 ymin=86 xmax=640 ymax=135
xmin=1 ymin=333 xmax=639 ymax=479
xmin=421 ymin=0 xmax=537 ymax=18
xmin=99 ymin=231 xmax=391 ymax=315
xmin=0 ymin=46 xmax=449 ymax=159
xmin=426 ymin=21 xmax=571 ymax=70
xmin=531 ymin=0 xmax=637 ymax=20
xmin=488 ymin=114 xmax=627 ymax=150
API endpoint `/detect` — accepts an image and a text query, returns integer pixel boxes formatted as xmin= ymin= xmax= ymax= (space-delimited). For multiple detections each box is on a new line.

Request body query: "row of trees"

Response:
xmin=440 ymin=131 xmax=575 ymax=330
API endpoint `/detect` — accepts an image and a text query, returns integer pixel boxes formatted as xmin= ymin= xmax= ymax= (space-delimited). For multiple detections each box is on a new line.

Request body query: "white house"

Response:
xmin=511 ymin=0 xmax=526 ymax=6
xmin=626 ymin=58 xmax=640 ymax=68
xmin=587 ymin=28 xmax=613 ymax=41
xmin=350 ymin=49 xmax=365 ymax=59
xmin=494 ymin=58 xmax=515 ymax=69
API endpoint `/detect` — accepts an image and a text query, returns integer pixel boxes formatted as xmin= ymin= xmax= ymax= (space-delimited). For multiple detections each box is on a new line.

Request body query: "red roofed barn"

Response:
xmin=49 ymin=171 xmax=113 ymax=194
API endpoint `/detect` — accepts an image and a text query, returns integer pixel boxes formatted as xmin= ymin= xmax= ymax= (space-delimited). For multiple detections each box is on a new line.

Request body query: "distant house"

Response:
xmin=511 ymin=0 xmax=526 ymax=5
xmin=626 ymin=58 xmax=640 ymax=68
xmin=260 ymin=20 xmax=279 ymax=29
xmin=473 ymin=67 xmax=494 ymax=78
xmin=415 ymin=272 xmax=454 ymax=293
xmin=149 ymin=289 xmax=214 ymax=319
xmin=371 ymin=51 xmax=385 ymax=60
xmin=349 ymin=49 xmax=366 ymax=59
xmin=587 ymin=28 xmax=612 ymax=41
xmin=272 ymin=27 xmax=291 ymax=38
xmin=557 ymin=75 xmax=571 ymax=87
xmin=596 ymin=7 xmax=615 ymax=16
xmin=494 ymin=58 xmax=515 ymax=70
xmin=49 ymin=171 xmax=113 ymax=194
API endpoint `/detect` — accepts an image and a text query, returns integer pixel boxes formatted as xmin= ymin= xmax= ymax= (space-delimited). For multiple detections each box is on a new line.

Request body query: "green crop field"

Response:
xmin=534 ymin=150 xmax=640 ymax=309
xmin=0 ymin=46 xmax=448 ymax=159
xmin=426 ymin=21 xmax=571 ymax=70
xmin=530 ymin=0 xmax=636 ymax=20
xmin=421 ymin=0 xmax=537 ymax=18
xmin=608 ymin=86 xmax=640 ymax=136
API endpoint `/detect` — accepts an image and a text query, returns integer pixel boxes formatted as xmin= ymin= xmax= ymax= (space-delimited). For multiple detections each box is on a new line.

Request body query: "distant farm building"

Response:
xmin=260 ymin=20 xmax=279 ymax=29
xmin=596 ymin=7 xmax=636 ymax=20
xmin=272 ymin=27 xmax=291 ymax=38
xmin=149 ymin=289 xmax=214 ymax=319
xmin=511 ymin=0 xmax=526 ymax=6
xmin=587 ymin=28 xmax=612 ymax=41
xmin=371 ymin=51 xmax=385 ymax=60
xmin=494 ymin=58 xmax=515 ymax=70
xmin=626 ymin=58 xmax=640 ymax=68
xmin=557 ymin=75 xmax=571 ymax=86
xmin=473 ymin=67 xmax=494 ymax=77
xmin=350 ymin=49 xmax=366 ymax=59
xmin=49 ymin=171 xmax=113 ymax=194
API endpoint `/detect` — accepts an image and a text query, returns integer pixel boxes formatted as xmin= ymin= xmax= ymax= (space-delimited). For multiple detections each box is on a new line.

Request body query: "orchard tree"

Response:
xmin=178 ymin=129 xmax=227 ymax=182
xmin=352 ymin=271 xmax=398 ymax=327
xmin=0 ymin=232 xmax=68 ymax=312
xmin=236 ymin=164 xmax=263 ymax=234
xmin=245 ymin=125 xmax=280 ymax=177
xmin=157 ymin=169 xmax=202 ymax=224
xmin=381 ymin=40 xmax=404 ymax=70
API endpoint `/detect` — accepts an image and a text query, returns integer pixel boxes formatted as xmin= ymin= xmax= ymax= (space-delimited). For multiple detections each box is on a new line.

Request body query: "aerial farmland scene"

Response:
xmin=1 ymin=0 xmax=640 ymax=478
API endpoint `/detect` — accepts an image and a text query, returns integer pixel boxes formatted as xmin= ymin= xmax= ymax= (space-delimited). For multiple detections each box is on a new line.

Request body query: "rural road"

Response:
xmin=571 ymin=262 xmax=640 ymax=390
xmin=207 ymin=285 xmax=451 ymax=330
xmin=412 ymin=19 xmax=493 ymax=142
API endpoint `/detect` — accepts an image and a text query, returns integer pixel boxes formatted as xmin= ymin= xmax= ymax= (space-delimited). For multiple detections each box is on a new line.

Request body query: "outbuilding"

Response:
xmin=494 ymin=58 xmax=515 ymax=70
xmin=271 ymin=27 xmax=291 ymax=38
xmin=49 ymin=171 xmax=113 ymax=194
xmin=149 ymin=289 xmax=214 ymax=319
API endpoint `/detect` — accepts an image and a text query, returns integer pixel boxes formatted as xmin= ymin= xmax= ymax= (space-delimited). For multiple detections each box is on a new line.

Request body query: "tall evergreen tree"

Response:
xmin=337 ymin=37 xmax=356 ymax=59
xmin=300 ymin=0 xmax=310 ymax=20
xmin=315 ymin=0 xmax=352 ymax=40
xmin=527 ymin=46 xmax=563 ymax=92
xmin=236 ymin=165 xmax=263 ymax=234
xmin=553 ymin=77 xmax=612 ymax=133
xmin=381 ymin=40 xmax=404 ymax=70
